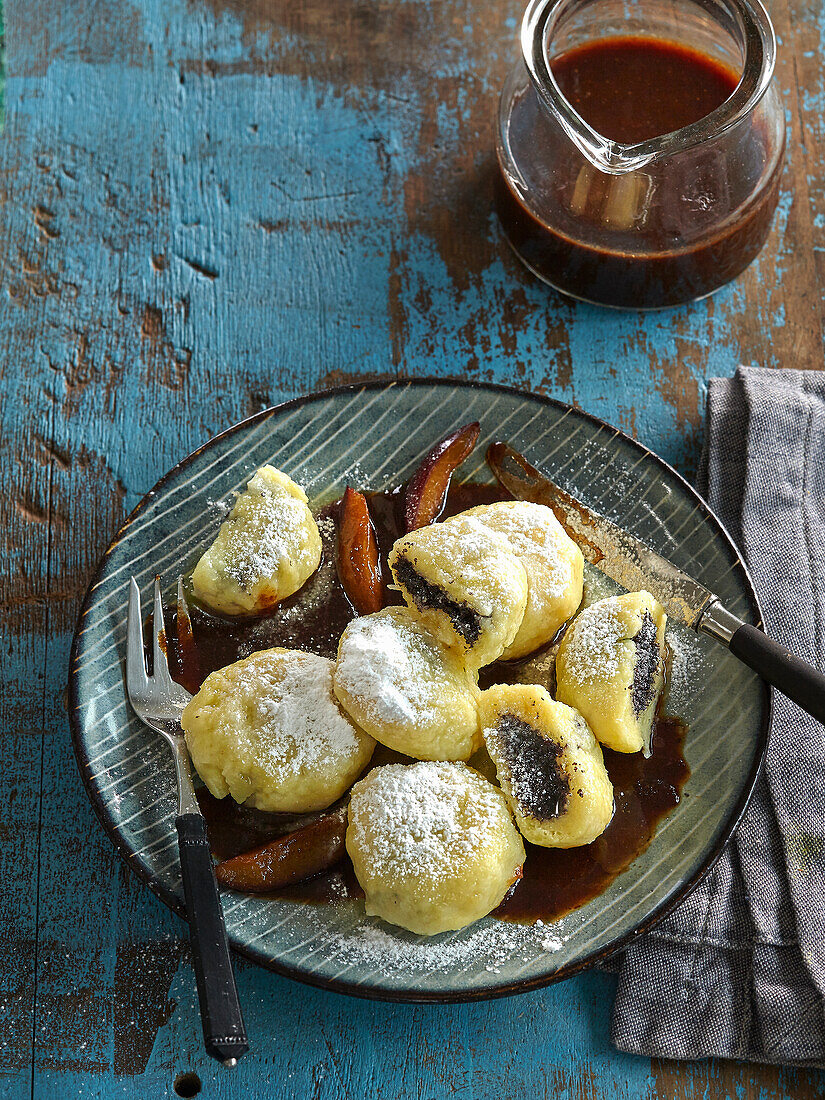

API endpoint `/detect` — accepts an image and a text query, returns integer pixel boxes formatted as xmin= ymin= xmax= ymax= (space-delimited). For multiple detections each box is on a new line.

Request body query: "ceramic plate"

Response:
xmin=69 ymin=379 xmax=769 ymax=1002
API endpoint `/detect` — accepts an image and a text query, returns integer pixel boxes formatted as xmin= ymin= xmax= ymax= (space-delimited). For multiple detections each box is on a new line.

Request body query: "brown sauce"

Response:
xmin=168 ymin=480 xmax=690 ymax=925
xmin=496 ymin=37 xmax=782 ymax=307
xmin=495 ymin=717 xmax=688 ymax=922
xmin=553 ymin=38 xmax=738 ymax=145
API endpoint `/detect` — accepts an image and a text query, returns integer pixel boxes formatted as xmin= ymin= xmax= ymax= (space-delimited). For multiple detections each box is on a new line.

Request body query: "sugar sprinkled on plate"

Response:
xmin=316 ymin=914 xmax=566 ymax=974
xmin=664 ymin=626 xmax=702 ymax=705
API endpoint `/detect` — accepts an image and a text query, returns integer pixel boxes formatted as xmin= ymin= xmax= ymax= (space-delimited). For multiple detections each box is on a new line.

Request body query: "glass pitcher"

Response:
xmin=495 ymin=0 xmax=786 ymax=308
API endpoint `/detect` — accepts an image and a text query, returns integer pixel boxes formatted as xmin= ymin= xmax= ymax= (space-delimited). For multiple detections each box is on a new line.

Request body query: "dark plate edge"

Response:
xmin=67 ymin=376 xmax=772 ymax=1005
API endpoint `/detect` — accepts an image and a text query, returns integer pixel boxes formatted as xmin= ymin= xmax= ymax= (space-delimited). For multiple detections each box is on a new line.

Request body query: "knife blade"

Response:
xmin=486 ymin=441 xmax=717 ymax=629
xmin=486 ymin=441 xmax=825 ymax=725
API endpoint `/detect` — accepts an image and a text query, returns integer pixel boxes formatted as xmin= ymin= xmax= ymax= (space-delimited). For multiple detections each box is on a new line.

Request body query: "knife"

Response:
xmin=487 ymin=442 xmax=825 ymax=725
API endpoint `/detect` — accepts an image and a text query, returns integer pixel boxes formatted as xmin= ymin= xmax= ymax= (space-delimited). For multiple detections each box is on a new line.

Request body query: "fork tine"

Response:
xmin=177 ymin=575 xmax=191 ymax=626
xmin=126 ymin=577 xmax=149 ymax=698
xmin=152 ymin=575 xmax=174 ymax=691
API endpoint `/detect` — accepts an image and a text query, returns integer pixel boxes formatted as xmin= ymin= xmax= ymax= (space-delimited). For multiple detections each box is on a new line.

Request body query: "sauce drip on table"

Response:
xmin=496 ymin=36 xmax=782 ymax=307
xmin=168 ymin=480 xmax=690 ymax=925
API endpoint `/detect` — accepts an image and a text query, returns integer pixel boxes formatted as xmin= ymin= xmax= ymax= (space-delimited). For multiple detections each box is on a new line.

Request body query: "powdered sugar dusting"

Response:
xmin=318 ymin=915 xmax=565 ymax=974
xmin=561 ymin=597 xmax=628 ymax=683
xmin=665 ymin=627 xmax=701 ymax=703
xmin=474 ymin=502 xmax=570 ymax=598
xmin=206 ymin=496 xmax=232 ymax=518
xmin=247 ymin=652 xmax=363 ymax=775
xmin=349 ymin=763 xmax=506 ymax=885
xmin=240 ymin=514 xmax=342 ymax=660
xmin=398 ymin=515 xmax=521 ymax=619
xmin=438 ymin=516 xmax=508 ymax=617
xmin=254 ymin=515 xmax=336 ymax=628
xmin=335 ymin=612 xmax=441 ymax=727
xmin=225 ymin=473 xmax=311 ymax=587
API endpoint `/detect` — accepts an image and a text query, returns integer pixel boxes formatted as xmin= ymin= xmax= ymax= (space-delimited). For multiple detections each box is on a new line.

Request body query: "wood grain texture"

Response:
xmin=0 ymin=0 xmax=823 ymax=1097
xmin=1 ymin=3 xmax=4 ymax=132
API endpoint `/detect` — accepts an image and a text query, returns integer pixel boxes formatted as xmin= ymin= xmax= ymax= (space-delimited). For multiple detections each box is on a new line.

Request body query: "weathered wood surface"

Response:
xmin=1 ymin=0 xmax=823 ymax=1097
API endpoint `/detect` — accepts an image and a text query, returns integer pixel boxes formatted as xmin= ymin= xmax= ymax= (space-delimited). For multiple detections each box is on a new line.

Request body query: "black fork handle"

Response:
xmin=176 ymin=813 xmax=249 ymax=1064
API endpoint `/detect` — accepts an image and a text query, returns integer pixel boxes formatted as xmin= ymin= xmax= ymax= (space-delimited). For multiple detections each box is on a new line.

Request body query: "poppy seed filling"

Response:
xmin=394 ymin=556 xmax=482 ymax=645
xmin=631 ymin=611 xmax=660 ymax=716
xmin=494 ymin=712 xmax=570 ymax=820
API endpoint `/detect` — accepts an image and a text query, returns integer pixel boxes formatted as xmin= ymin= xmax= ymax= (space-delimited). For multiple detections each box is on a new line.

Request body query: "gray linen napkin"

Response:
xmin=611 ymin=366 xmax=825 ymax=1066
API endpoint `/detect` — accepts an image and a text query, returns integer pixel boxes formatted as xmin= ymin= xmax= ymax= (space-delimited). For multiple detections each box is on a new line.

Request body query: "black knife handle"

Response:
xmin=176 ymin=814 xmax=249 ymax=1064
xmin=728 ymin=624 xmax=825 ymax=725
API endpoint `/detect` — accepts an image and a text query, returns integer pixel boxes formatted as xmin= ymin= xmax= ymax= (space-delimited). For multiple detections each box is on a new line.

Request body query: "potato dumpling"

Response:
xmin=388 ymin=516 xmax=528 ymax=668
xmin=555 ymin=591 xmax=667 ymax=755
xmin=456 ymin=501 xmax=584 ymax=659
xmin=479 ymin=684 xmax=613 ymax=848
xmin=192 ymin=465 xmax=322 ymax=616
xmin=346 ymin=762 xmax=525 ymax=935
xmin=181 ymin=647 xmax=375 ymax=812
xmin=333 ymin=606 xmax=481 ymax=761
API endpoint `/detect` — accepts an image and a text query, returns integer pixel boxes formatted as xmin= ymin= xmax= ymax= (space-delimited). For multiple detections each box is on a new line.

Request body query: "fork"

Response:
xmin=126 ymin=576 xmax=249 ymax=1066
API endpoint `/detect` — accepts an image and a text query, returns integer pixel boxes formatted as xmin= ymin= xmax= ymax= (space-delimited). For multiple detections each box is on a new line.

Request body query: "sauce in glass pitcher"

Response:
xmin=496 ymin=3 xmax=786 ymax=308
xmin=551 ymin=37 xmax=738 ymax=143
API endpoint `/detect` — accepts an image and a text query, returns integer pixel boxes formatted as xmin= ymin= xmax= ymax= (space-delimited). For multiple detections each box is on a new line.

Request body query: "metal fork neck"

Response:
xmin=170 ymin=737 xmax=201 ymax=816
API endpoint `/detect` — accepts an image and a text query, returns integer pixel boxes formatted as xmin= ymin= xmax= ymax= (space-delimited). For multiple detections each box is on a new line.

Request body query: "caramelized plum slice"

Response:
xmin=337 ymin=487 xmax=383 ymax=614
xmin=215 ymin=804 xmax=348 ymax=893
xmin=404 ymin=421 xmax=480 ymax=531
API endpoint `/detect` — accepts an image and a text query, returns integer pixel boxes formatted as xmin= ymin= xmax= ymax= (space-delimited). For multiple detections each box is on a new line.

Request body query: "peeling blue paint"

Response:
xmin=2 ymin=0 xmax=824 ymax=1097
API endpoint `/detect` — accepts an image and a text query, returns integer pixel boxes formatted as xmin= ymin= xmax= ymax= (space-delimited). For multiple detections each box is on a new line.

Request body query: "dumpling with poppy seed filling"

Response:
xmin=388 ymin=515 xmax=528 ymax=669
xmin=479 ymin=684 xmax=614 ymax=848
xmin=191 ymin=465 xmax=322 ymax=617
xmin=555 ymin=591 xmax=667 ymax=755
xmin=454 ymin=500 xmax=584 ymax=659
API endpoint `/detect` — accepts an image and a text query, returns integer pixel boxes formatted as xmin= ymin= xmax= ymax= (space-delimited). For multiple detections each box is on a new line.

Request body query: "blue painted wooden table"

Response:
xmin=2 ymin=1 xmax=824 ymax=1097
